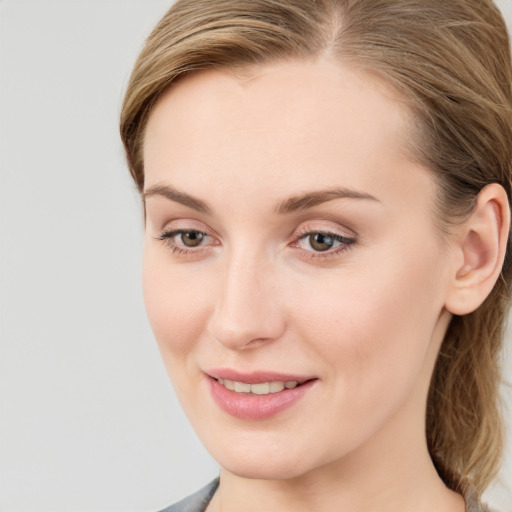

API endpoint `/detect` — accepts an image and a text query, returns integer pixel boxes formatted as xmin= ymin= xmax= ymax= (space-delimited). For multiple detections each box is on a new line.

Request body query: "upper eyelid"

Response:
xmin=159 ymin=221 xmax=215 ymax=236
xmin=158 ymin=220 xmax=355 ymax=239
xmin=296 ymin=232 xmax=355 ymax=242
xmin=293 ymin=221 xmax=356 ymax=239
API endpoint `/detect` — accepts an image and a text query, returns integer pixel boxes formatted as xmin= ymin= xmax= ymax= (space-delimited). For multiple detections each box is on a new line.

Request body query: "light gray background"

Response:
xmin=0 ymin=1 xmax=511 ymax=511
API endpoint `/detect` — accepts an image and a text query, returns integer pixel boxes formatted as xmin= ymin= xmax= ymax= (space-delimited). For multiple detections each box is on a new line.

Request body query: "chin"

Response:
xmin=204 ymin=433 xmax=332 ymax=481
xmin=221 ymin=456 xmax=313 ymax=481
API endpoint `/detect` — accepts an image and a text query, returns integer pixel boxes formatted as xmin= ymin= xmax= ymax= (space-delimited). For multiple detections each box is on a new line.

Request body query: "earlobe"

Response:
xmin=445 ymin=183 xmax=510 ymax=316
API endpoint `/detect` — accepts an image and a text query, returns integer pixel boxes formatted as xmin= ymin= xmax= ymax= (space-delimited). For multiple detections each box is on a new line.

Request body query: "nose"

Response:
xmin=208 ymin=252 xmax=286 ymax=350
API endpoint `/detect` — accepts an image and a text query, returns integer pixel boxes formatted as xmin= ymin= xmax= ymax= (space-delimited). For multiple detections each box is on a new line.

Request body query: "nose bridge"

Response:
xmin=209 ymin=245 xmax=285 ymax=349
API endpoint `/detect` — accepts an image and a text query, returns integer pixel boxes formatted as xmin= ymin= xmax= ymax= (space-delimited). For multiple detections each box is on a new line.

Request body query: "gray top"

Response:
xmin=158 ymin=478 xmax=496 ymax=512
xmin=159 ymin=479 xmax=219 ymax=512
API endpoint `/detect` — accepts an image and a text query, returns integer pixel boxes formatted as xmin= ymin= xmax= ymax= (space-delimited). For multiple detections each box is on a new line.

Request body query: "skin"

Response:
xmin=141 ymin=58 xmax=507 ymax=511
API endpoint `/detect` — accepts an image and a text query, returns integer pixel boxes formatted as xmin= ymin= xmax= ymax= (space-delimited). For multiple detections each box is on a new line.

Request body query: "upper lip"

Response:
xmin=206 ymin=368 xmax=317 ymax=384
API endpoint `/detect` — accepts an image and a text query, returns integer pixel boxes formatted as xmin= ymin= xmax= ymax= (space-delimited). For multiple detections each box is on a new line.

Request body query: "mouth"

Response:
xmin=215 ymin=377 xmax=310 ymax=395
xmin=205 ymin=370 xmax=318 ymax=420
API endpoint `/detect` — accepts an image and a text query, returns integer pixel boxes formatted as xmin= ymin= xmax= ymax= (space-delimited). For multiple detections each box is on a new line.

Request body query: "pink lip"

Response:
xmin=205 ymin=369 xmax=317 ymax=421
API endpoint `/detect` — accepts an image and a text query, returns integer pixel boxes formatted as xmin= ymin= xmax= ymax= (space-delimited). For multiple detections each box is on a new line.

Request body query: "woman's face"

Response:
xmin=142 ymin=59 xmax=454 ymax=480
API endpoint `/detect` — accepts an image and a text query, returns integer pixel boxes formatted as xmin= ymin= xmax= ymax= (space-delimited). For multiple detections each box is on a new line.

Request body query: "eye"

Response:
xmin=157 ymin=228 xmax=213 ymax=253
xmin=294 ymin=230 xmax=355 ymax=256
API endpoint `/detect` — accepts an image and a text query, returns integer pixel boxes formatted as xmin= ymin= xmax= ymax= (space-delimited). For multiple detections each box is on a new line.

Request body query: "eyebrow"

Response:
xmin=275 ymin=187 xmax=379 ymax=214
xmin=143 ymin=184 xmax=379 ymax=215
xmin=143 ymin=184 xmax=212 ymax=214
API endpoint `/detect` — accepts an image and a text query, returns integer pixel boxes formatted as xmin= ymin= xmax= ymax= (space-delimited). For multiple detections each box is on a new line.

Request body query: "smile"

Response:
xmin=207 ymin=371 xmax=317 ymax=420
xmin=217 ymin=378 xmax=300 ymax=395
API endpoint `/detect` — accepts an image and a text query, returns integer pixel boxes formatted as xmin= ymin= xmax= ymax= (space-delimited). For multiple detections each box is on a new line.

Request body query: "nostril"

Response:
xmin=208 ymin=303 xmax=287 ymax=350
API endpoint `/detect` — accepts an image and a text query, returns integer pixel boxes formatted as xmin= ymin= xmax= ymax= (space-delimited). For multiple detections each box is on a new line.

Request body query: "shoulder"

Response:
xmin=157 ymin=478 xmax=220 ymax=512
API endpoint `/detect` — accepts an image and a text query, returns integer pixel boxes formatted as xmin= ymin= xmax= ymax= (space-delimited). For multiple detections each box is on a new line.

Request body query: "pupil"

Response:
xmin=310 ymin=233 xmax=334 ymax=251
xmin=182 ymin=231 xmax=204 ymax=247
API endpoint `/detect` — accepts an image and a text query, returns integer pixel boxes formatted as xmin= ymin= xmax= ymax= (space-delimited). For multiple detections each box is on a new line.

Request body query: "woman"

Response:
xmin=120 ymin=1 xmax=512 ymax=510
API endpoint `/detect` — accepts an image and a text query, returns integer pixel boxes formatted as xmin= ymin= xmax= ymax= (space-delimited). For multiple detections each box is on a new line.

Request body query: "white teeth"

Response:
xmin=251 ymin=382 xmax=270 ymax=395
xmin=234 ymin=381 xmax=251 ymax=393
xmin=217 ymin=378 xmax=300 ymax=394
xmin=270 ymin=381 xmax=285 ymax=393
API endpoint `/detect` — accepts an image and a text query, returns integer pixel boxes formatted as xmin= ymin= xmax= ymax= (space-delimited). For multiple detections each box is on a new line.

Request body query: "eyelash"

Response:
xmin=156 ymin=229 xmax=213 ymax=256
xmin=292 ymin=228 xmax=356 ymax=259
xmin=156 ymin=227 xmax=356 ymax=260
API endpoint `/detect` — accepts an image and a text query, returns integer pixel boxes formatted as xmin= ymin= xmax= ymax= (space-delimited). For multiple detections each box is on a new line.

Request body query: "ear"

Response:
xmin=445 ymin=183 xmax=510 ymax=315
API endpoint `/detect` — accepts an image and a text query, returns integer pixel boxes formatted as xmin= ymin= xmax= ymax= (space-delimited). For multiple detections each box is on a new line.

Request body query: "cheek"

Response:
xmin=277 ymin=246 xmax=445 ymax=460
xmin=290 ymin=240 xmax=444 ymax=393
xmin=142 ymin=247 xmax=212 ymax=364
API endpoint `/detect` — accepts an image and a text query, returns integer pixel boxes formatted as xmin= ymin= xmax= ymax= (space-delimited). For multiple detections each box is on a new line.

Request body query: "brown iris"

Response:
xmin=309 ymin=233 xmax=335 ymax=251
xmin=181 ymin=231 xmax=205 ymax=247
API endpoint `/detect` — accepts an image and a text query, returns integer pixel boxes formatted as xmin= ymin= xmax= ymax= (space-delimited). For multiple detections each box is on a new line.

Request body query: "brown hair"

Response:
xmin=120 ymin=0 xmax=512 ymax=496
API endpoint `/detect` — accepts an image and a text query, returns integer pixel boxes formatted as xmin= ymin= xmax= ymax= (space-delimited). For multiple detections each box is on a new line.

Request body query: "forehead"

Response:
xmin=143 ymin=58 xmax=434 ymax=211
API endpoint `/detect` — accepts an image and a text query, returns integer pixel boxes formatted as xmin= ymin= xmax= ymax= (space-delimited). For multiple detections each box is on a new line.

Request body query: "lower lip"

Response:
xmin=208 ymin=377 xmax=317 ymax=420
